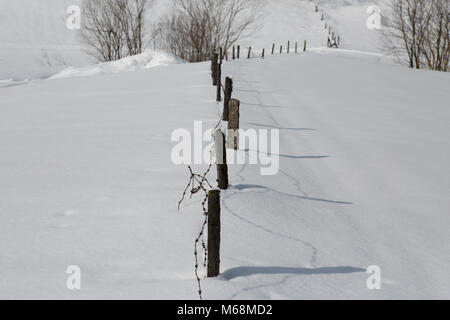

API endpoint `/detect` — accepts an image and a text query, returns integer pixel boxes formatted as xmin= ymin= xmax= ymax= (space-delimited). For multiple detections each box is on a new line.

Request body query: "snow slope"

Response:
xmin=0 ymin=0 xmax=389 ymax=81
xmin=1 ymin=49 xmax=449 ymax=299
xmin=0 ymin=0 xmax=89 ymax=81
xmin=317 ymin=0 xmax=387 ymax=53
xmin=0 ymin=0 xmax=171 ymax=81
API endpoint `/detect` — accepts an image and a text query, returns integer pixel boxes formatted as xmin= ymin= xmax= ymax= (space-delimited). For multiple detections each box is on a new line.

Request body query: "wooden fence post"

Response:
xmin=280 ymin=45 xmax=283 ymax=54
xmin=247 ymin=46 xmax=251 ymax=59
xmin=337 ymin=36 xmax=340 ymax=46
xmin=214 ymin=130 xmax=228 ymax=190
xmin=216 ymin=59 xmax=222 ymax=102
xmin=287 ymin=41 xmax=290 ymax=54
xmin=222 ymin=77 xmax=233 ymax=121
xmin=272 ymin=43 xmax=275 ymax=55
xmin=211 ymin=51 xmax=218 ymax=86
xmin=237 ymin=45 xmax=240 ymax=59
xmin=295 ymin=42 xmax=298 ymax=54
xmin=207 ymin=189 xmax=221 ymax=278
xmin=232 ymin=46 xmax=235 ymax=60
xmin=227 ymin=99 xmax=240 ymax=150
xmin=303 ymin=40 xmax=307 ymax=52
xmin=262 ymin=48 xmax=265 ymax=59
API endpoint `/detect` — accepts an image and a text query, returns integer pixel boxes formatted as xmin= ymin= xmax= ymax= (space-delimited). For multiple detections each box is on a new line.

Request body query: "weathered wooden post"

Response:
xmin=214 ymin=130 xmax=228 ymax=190
xmin=280 ymin=45 xmax=283 ymax=54
xmin=222 ymin=77 xmax=233 ymax=121
xmin=315 ymin=5 xmax=318 ymax=12
xmin=207 ymin=189 xmax=221 ymax=278
xmin=287 ymin=41 xmax=290 ymax=54
xmin=304 ymin=40 xmax=307 ymax=52
xmin=237 ymin=45 xmax=240 ymax=59
xmin=232 ymin=46 xmax=235 ymax=60
xmin=211 ymin=51 xmax=218 ymax=86
xmin=321 ymin=14 xmax=324 ymax=21
xmin=295 ymin=42 xmax=298 ymax=54
xmin=337 ymin=36 xmax=340 ymax=46
xmin=325 ymin=23 xmax=327 ymax=29
xmin=216 ymin=59 xmax=222 ymax=102
xmin=272 ymin=43 xmax=275 ymax=55
xmin=262 ymin=48 xmax=265 ymax=59
xmin=226 ymin=99 xmax=240 ymax=150
xmin=247 ymin=46 xmax=251 ymax=59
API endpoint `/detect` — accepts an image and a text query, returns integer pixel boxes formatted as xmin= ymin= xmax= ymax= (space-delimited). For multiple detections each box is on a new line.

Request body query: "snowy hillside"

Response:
xmin=1 ymin=48 xmax=449 ymax=299
xmin=1 ymin=0 xmax=449 ymax=300
xmin=0 ymin=0 xmax=88 ymax=81
xmin=317 ymin=0 xmax=386 ymax=52
xmin=0 ymin=0 xmax=388 ymax=81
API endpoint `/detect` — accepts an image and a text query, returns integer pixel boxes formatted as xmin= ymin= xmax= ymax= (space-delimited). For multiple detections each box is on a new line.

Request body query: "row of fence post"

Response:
xmin=223 ymin=41 xmax=308 ymax=61
xmin=207 ymin=49 xmax=242 ymax=278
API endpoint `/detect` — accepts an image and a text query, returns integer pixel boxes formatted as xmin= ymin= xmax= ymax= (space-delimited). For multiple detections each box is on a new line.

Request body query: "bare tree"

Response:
xmin=156 ymin=0 xmax=264 ymax=62
xmin=382 ymin=0 xmax=449 ymax=71
xmin=81 ymin=0 xmax=153 ymax=62
xmin=422 ymin=0 xmax=449 ymax=71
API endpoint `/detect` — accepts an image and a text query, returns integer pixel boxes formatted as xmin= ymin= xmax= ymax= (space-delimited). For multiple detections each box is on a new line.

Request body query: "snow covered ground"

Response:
xmin=1 ymin=0 xmax=449 ymax=300
xmin=1 ymin=48 xmax=449 ymax=299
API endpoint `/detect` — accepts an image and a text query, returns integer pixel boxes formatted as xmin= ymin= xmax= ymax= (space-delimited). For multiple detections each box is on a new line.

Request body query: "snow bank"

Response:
xmin=49 ymin=51 xmax=185 ymax=80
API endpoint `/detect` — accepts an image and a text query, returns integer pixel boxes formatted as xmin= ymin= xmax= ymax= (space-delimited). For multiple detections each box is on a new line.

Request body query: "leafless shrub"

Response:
xmin=382 ymin=0 xmax=449 ymax=71
xmin=155 ymin=0 xmax=264 ymax=62
xmin=81 ymin=0 xmax=154 ymax=62
xmin=422 ymin=0 xmax=449 ymax=71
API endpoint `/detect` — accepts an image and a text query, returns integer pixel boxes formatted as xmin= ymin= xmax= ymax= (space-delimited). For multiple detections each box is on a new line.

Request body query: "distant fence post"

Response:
xmin=237 ymin=45 xmax=240 ymax=59
xmin=207 ymin=189 xmax=221 ymax=278
xmin=226 ymin=99 xmax=240 ymax=150
xmin=272 ymin=43 xmax=275 ymax=55
xmin=232 ymin=46 xmax=235 ymax=60
xmin=222 ymin=77 xmax=233 ymax=121
xmin=262 ymin=48 xmax=265 ymax=59
xmin=295 ymin=42 xmax=298 ymax=54
xmin=280 ymin=45 xmax=283 ymax=54
xmin=287 ymin=41 xmax=290 ymax=54
xmin=214 ymin=130 xmax=228 ymax=190
xmin=247 ymin=46 xmax=252 ymax=59
xmin=304 ymin=40 xmax=307 ymax=52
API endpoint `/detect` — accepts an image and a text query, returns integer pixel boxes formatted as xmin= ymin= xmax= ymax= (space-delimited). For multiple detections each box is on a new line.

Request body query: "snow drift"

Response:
xmin=50 ymin=51 xmax=185 ymax=80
